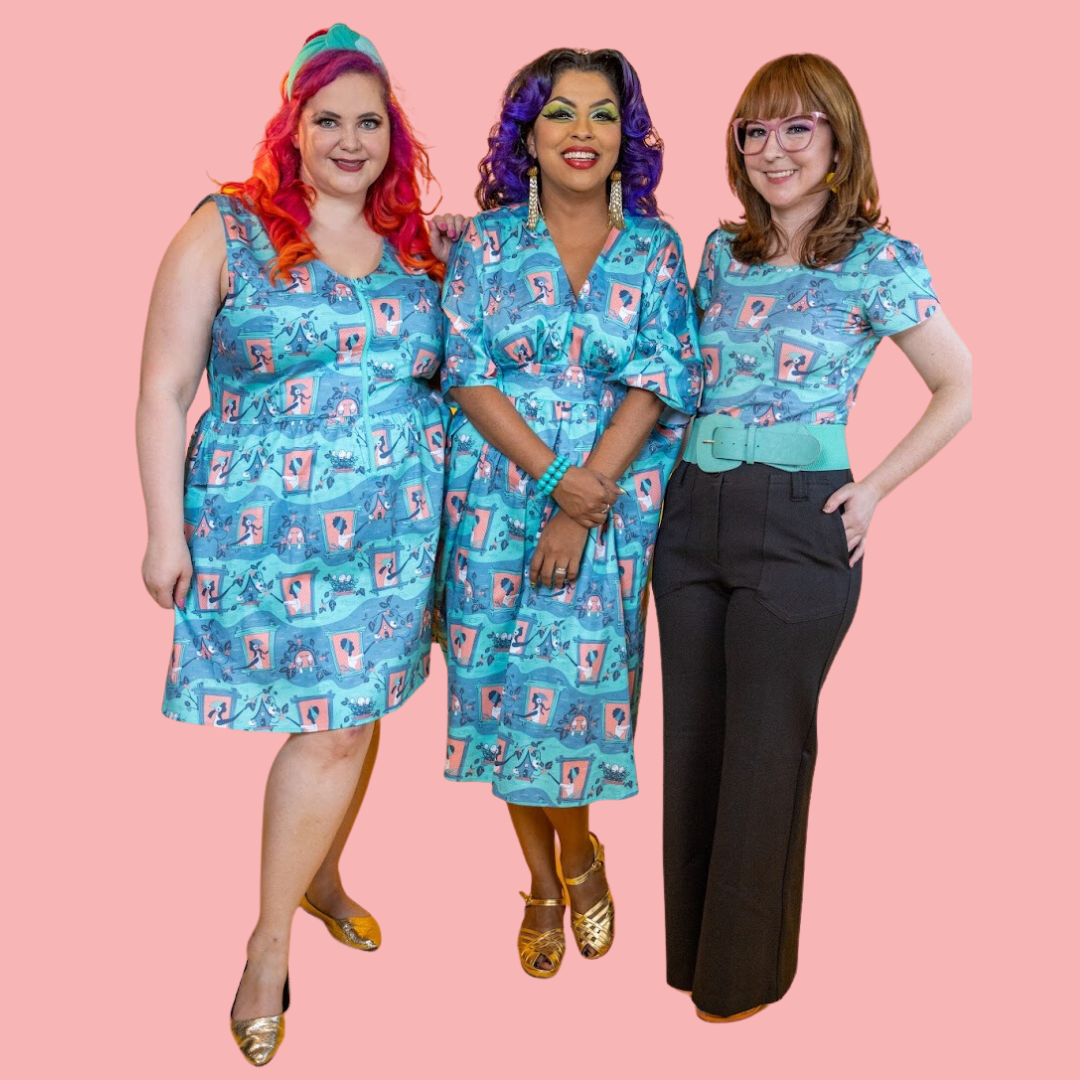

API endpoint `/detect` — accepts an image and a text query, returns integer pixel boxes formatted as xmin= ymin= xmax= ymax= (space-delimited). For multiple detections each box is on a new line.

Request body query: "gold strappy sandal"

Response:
xmin=559 ymin=832 xmax=614 ymax=959
xmin=517 ymin=892 xmax=567 ymax=979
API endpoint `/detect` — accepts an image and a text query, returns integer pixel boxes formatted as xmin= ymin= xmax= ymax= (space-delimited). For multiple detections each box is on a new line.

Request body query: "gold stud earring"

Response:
xmin=825 ymin=171 xmax=838 ymax=193
xmin=608 ymin=170 xmax=624 ymax=229
xmin=526 ymin=166 xmax=541 ymax=230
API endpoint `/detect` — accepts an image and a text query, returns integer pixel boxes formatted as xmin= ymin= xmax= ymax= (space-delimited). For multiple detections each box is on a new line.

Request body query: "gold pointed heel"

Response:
xmin=300 ymin=894 xmax=381 ymax=951
xmin=517 ymin=892 xmax=567 ymax=979
xmin=559 ymin=832 xmax=614 ymax=959
xmin=230 ymin=963 xmax=289 ymax=1067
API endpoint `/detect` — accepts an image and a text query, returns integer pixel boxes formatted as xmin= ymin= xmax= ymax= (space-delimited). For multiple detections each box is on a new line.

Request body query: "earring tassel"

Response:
xmin=608 ymin=170 xmax=624 ymax=229
xmin=526 ymin=166 xmax=541 ymax=230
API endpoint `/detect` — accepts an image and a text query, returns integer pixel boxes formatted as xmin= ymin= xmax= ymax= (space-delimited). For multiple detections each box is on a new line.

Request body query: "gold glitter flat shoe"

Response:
xmin=300 ymin=894 xmax=381 ymax=951
xmin=559 ymin=832 xmax=614 ymax=959
xmin=230 ymin=963 xmax=289 ymax=1067
xmin=517 ymin=892 xmax=567 ymax=979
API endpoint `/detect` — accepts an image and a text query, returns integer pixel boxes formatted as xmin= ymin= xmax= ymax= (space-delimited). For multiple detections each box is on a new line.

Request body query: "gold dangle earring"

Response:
xmin=607 ymin=170 xmax=624 ymax=229
xmin=526 ymin=166 xmax=541 ymax=230
xmin=825 ymin=170 xmax=839 ymax=194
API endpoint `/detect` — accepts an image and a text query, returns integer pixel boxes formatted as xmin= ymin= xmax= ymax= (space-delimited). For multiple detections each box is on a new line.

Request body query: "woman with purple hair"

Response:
xmin=439 ymin=48 xmax=702 ymax=980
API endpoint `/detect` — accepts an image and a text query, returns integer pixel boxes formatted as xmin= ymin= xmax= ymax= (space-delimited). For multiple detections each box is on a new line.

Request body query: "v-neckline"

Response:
xmin=535 ymin=215 xmax=619 ymax=303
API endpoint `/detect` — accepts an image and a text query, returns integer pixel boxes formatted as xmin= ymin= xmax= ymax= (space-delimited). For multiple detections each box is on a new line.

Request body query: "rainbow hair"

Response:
xmin=476 ymin=48 xmax=663 ymax=217
xmin=222 ymin=42 xmax=442 ymax=283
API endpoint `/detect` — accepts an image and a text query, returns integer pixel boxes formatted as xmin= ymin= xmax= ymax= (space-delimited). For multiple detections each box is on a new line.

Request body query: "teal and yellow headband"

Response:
xmin=285 ymin=23 xmax=385 ymax=99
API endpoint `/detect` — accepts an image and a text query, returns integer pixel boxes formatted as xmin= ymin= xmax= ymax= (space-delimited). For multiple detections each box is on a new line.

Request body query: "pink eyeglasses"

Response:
xmin=732 ymin=112 xmax=829 ymax=155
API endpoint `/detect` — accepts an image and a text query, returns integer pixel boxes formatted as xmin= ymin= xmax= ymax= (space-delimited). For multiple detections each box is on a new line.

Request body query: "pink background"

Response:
xmin=8 ymin=4 xmax=1070 ymax=1078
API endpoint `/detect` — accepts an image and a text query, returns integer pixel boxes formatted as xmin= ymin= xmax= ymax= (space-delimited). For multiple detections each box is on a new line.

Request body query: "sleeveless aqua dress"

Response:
xmin=163 ymin=195 xmax=445 ymax=732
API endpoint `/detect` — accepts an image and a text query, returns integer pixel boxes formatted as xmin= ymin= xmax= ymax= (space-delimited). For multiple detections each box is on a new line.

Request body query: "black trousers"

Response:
xmin=652 ymin=462 xmax=861 ymax=1017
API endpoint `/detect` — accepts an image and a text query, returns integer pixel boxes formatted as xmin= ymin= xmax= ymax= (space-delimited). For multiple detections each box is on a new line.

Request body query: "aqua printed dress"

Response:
xmin=162 ymin=195 xmax=445 ymax=732
xmin=439 ymin=205 xmax=702 ymax=804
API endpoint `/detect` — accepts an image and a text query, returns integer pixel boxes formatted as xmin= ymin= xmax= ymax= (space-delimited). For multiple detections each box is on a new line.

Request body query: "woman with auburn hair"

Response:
xmin=653 ymin=54 xmax=971 ymax=1022
xmin=137 ymin=25 xmax=463 ymax=1065
xmin=439 ymin=48 xmax=701 ymax=979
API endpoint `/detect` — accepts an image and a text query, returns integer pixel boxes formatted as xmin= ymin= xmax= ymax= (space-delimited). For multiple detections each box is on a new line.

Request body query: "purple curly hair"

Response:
xmin=476 ymin=48 xmax=663 ymax=217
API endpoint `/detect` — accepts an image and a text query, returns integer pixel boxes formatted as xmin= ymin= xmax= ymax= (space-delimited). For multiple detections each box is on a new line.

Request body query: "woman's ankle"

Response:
xmin=246 ymin=926 xmax=290 ymax=966
xmin=305 ymin=870 xmax=345 ymax=904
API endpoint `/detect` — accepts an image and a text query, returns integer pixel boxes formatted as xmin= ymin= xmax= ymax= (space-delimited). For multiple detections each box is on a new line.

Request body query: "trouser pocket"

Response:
xmin=756 ymin=472 xmax=853 ymax=622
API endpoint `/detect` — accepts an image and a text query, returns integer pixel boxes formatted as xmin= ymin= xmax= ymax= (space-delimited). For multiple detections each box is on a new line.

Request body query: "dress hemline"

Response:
xmin=161 ymin=668 xmax=429 ymax=733
xmin=442 ymin=770 xmax=639 ymax=806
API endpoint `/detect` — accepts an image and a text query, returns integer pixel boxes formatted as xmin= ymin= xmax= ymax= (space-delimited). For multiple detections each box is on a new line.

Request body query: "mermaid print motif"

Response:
xmin=439 ymin=204 xmax=702 ymax=805
xmin=695 ymin=228 xmax=938 ymax=425
xmin=163 ymin=195 xmax=444 ymax=732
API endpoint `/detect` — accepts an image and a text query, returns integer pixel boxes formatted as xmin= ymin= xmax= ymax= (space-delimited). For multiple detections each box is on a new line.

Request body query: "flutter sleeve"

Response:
xmin=861 ymin=236 xmax=941 ymax=338
xmin=440 ymin=219 xmax=498 ymax=392
xmin=613 ymin=222 xmax=703 ymax=415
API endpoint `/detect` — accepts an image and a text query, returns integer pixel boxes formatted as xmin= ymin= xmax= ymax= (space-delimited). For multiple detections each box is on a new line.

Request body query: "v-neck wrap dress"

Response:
xmin=162 ymin=195 xmax=445 ymax=733
xmin=438 ymin=204 xmax=702 ymax=805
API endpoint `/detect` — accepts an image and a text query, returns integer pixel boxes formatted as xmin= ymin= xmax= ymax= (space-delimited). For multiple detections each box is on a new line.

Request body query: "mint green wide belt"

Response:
xmin=683 ymin=413 xmax=849 ymax=472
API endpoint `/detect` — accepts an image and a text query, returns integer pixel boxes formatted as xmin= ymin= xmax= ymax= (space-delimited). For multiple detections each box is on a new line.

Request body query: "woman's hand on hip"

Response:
xmin=429 ymin=214 xmax=471 ymax=263
xmin=530 ymin=512 xmax=590 ymax=589
xmin=143 ymin=536 xmax=193 ymax=610
xmin=552 ymin=466 xmax=622 ymax=528
xmin=823 ymin=480 xmax=880 ymax=567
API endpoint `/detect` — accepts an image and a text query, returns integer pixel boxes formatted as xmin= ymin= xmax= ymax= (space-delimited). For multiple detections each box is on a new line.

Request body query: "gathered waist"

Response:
xmin=205 ymin=377 xmax=443 ymax=428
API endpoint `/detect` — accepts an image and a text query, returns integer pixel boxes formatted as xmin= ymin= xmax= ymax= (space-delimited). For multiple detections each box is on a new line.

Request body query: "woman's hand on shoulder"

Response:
xmin=142 ymin=534 xmax=194 ymax=610
xmin=530 ymin=511 xmax=590 ymax=589
xmin=553 ymin=466 xmax=622 ymax=528
xmin=429 ymin=213 xmax=471 ymax=264
xmin=823 ymin=480 xmax=880 ymax=567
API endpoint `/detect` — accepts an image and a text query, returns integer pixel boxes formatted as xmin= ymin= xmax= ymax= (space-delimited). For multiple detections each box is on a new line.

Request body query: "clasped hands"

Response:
xmin=529 ymin=465 xmax=620 ymax=591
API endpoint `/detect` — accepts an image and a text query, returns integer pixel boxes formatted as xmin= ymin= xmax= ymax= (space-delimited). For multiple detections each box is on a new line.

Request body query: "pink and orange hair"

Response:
xmin=222 ymin=41 xmax=442 ymax=284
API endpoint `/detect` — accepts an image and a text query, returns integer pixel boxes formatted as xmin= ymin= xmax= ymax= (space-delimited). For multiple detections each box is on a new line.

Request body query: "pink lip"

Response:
xmin=764 ymin=170 xmax=797 ymax=185
xmin=561 ymin=151 xmax=599 ymax=170
xmin=333 ymin=159 xmax=365 ymax=172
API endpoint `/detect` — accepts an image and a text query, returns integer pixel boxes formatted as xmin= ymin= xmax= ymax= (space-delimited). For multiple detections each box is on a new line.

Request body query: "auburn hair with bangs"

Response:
xmin=723 ymin=54 xmax=886 ymax=268
xmin=222 ymin=40 xmax=442 ymax=284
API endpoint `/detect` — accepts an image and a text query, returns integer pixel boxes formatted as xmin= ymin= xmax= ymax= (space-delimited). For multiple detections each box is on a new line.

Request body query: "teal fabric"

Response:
xmin=695 ymin=227 xmax=938 ymax=427
xmin=285 ymin=24 xmax=384 ymax=98
xmin=162 ymin=196 xmax=445 ymax=732
xmin=438 ymin=205 xmax=703 ymax=805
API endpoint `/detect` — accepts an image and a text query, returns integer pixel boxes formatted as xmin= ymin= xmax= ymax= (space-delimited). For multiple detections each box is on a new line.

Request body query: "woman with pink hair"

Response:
xmin=137 ymin=25 xmax=463 ymax=1065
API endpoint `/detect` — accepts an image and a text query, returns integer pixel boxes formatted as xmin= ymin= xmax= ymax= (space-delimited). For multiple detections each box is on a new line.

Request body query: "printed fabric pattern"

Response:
xmin=695 ymin=227 xmax=938 ymax=425
xmin=439 ymin=204 xmax=702 ymax=804
xmin=163 ymin=195 xmax=445 ymax=732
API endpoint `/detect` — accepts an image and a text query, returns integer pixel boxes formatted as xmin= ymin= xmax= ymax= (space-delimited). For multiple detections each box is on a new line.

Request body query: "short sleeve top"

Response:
xmin=694 ymin=227 xmax=939 ymax=426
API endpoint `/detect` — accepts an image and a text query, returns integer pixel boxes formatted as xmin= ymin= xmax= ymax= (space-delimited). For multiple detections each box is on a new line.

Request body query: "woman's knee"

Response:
xmin=295 ymin=723 xmax=374 ymax=764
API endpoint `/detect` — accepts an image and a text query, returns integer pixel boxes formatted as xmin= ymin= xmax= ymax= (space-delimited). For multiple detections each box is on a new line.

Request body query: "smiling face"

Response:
xmin=527 ymin=70 xmax=622 ymax=203
xmin=294 ymin=71 xmax=390 ymax=201
xmin=741 ymin=105 xmax=836 ymax=217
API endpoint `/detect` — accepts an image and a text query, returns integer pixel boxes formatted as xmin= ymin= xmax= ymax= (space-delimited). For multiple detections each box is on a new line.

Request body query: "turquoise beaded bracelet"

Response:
xmin=538 ymin=455 xmax=569 ymax=496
